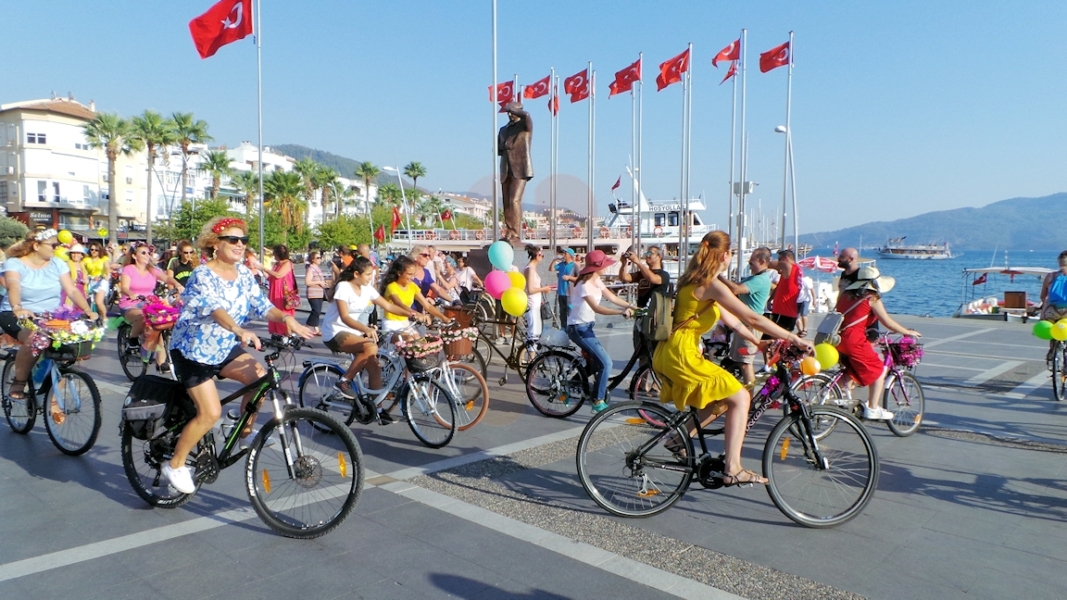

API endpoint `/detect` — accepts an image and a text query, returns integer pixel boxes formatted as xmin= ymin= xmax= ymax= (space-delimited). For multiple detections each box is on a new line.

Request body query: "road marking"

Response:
xmin=965 ymin=360 xmax=1025 ymax=386
xmin=923 ymin=328 xmax=995 ymax=348
xmin=1003 ymin=371 xmax=1054 ymax=399
xmin=919 ymin=362 xmax=988 ymax=372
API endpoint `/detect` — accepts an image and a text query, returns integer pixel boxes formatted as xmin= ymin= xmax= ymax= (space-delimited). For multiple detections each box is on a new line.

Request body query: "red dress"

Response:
xmin=834 ymin=293 xmax=884 ymax=387
xmin=267 ymin=260 xmax=295 ymax=336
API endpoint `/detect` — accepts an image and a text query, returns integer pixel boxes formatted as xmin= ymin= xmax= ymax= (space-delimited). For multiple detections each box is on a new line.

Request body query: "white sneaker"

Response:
xmin=863 ymin=406 xmax=895 ymax=421
xmin=240 ymin=430 xmax=277 ymax=450
xmin=161 ymin=462 xmax=196 ymax=494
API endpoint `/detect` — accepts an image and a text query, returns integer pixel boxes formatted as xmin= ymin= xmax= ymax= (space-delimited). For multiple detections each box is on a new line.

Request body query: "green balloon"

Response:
xmin=1033 ymin=320 xmax=1054 ymax=340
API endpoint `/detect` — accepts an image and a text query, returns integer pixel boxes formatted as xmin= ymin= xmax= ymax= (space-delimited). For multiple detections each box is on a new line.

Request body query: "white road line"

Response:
xmin=1002 ymin=371 xmax=1054 ymax=399
xmin=923 ymin=328 xmax=996 ymax=349
xmin=919 ymin=362 xmax=988 ymax=372
xmin=965 ymin=360 xmax=1025 ymax=386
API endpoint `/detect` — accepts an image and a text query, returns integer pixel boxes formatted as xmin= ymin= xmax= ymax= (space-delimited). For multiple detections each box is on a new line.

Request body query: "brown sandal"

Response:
xmin=50 ymin=400 xmax=66 ymax=425
xmin=7 ymin=379 xmax=28 ymax=400
xmin=722 ymin=469 xmax=768 ymax=487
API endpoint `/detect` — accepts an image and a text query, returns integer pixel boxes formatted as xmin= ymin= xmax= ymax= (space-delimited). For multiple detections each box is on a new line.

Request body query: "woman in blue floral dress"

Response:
xmin=161 ymin=217 xmax=313 ymax=494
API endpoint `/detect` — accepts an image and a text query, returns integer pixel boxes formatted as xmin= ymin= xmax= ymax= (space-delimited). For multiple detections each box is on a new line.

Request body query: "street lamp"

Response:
xmin=382 ymin=166 xmax=413 ymax=251
xmin=775 ymin=125 xmax=798 ymax=252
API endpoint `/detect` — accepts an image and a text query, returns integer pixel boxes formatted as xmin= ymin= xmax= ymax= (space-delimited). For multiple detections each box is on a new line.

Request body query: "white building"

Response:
xmin=439 ymin=193 xmax=491 ymax=222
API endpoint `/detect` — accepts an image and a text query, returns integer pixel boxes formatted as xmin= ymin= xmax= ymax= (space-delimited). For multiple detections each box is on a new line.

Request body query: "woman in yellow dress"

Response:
xmin=653 ymin=231 xmax=811 ymax=486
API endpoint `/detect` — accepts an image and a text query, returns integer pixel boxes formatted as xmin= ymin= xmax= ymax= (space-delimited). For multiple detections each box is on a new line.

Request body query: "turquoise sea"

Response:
xmin=807 ymin=249 xmax=1061 ymax=318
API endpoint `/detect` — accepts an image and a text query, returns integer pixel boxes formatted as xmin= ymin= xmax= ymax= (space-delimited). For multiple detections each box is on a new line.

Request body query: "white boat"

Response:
xmin=877 ymin=237 xmax=956 ymax=260
xmin=953 ymin=266 xmax=1051 ymax=321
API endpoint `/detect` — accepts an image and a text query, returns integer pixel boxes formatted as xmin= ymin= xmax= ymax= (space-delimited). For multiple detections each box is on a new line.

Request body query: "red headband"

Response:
xmin=212 ymin=217 xmax=246 ymax=234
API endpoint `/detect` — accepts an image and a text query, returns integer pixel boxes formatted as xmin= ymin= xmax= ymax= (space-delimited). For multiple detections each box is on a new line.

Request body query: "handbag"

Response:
xmin=540 ymin=301 xmax=553 ymax=321
xmin=814 ymin=299 xmax=864 ymax=346
xmin=283 ymin=269 xmax=300 ymax=311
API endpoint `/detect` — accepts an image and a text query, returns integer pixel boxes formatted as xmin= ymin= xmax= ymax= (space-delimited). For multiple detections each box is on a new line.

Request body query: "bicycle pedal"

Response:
xmin=635 ymin=489 xmax=661 ymax=498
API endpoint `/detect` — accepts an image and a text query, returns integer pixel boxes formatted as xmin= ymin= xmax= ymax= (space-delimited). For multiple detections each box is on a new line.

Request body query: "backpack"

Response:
xmin=642 ymin=287 xmax=675 ymax=342
xmin=814 ymin=299 xmax=864 ymax=346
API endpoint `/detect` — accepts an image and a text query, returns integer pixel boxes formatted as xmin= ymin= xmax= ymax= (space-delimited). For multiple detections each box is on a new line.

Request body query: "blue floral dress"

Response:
xmin=170 ymin=264 xmax=274 ymax=365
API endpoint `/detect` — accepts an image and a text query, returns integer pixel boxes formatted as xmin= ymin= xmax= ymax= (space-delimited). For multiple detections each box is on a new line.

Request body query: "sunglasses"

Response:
xmin=218 ymin=235 xmax=250 ymax=245
xmin=419 ymin=253 xmax=430 ymax=258
xmin=182 ymin=250 xmax=196 ymax=255
xmin=39 ymin=241 xmax=59 ymax=249
xmin=137 ymin=250 xmax=150 ymax=256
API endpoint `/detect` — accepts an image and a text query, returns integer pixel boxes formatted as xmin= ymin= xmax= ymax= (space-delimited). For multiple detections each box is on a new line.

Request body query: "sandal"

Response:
xmin=722 ymin=469 xmax=768 ymax=487
xmin=663 ymin=434 xmax=687 ymax=457
xmin=797 ymin=329 xmax=808 ymax=338
xmin=50 ymin=400 xmax=66 ymax=425
xmin=7 ymin=379 xmax=28 ymax=400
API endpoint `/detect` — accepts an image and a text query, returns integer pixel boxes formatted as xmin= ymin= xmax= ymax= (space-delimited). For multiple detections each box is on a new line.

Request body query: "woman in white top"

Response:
xmin=323 ymin=256 xmax=427 ymax=405
xmin=455 ymin=256 xmax=483 ymax=304
xmin=566 ymin=250 xmax=636 ymax=414
xmin=523 ymin=244 xmax=555 ymax=341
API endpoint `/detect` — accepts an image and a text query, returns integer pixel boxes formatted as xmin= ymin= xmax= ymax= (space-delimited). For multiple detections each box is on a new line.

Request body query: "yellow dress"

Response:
xmin=652 ymin=284 xmax=743 ymax=413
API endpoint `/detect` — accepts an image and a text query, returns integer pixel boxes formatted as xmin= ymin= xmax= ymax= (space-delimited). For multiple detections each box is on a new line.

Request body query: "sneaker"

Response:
xmin=335 ymin=379 xmax=357 ymax=400
xmin=590 ymin=400 xmax=609 ymax=414
xmin=161 ymin=462 xmax=196 ymax=494
xmin=376 ymin=410 xmax=394 ymax=426
xmin=240 ymin=430 xmax=276 ymax=449
xmin=863 ymin=405 xmax=895 ymax=421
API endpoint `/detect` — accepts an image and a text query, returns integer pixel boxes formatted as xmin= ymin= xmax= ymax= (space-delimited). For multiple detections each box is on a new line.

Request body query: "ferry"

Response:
xmin=877 ymin=237 xmax=956 ymax=260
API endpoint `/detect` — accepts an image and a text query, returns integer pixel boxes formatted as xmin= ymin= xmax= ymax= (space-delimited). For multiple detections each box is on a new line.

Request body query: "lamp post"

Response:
xmin=382 ymin=166 xmax=413 ymax=252
xmin=775 ymin=125 xmax=798 ymax=251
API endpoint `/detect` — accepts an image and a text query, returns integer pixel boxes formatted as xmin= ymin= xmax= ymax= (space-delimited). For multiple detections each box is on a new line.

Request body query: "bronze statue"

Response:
xmin=498 ymin=101 xmax=533 ymax=244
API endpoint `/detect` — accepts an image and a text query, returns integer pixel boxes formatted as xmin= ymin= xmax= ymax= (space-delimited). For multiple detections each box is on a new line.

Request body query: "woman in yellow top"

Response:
xmin=652 ymin=231 xmax=811 ymax=486
xmin=378 ymin=256 xmax=449 ymax=339
xmin=82 ymin=242 xmax=111 ymax=313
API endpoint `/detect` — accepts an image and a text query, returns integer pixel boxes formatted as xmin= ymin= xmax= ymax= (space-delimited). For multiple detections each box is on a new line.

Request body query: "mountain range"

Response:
xmin=801 ymin=193 xmax=1067 ymax=251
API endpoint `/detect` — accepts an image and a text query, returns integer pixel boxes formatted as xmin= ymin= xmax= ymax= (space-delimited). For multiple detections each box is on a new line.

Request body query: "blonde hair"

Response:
xmin=677 ymin=230 xmax=731 ymax=289
xmin=6 ymin=230 xmax=56 ymax=258
xmin=197 ymin=216 xmax=248 ymax=255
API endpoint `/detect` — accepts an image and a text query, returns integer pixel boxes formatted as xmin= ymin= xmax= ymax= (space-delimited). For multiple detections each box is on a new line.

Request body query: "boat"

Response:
xmin=953 ymin=266 xmax=1052 ymax=321
xmin=877 ymin=237 xmax=956 ymax=260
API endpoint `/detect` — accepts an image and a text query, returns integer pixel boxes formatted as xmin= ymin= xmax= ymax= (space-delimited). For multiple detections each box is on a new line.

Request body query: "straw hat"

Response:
xmin=68 ymin=243 xmax=87 ymax=255
xmin=845 ymin=266 xmax=895 ymax=294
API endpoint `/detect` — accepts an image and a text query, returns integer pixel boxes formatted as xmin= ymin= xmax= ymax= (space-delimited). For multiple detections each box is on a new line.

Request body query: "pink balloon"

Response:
xmin=484 ymin=270 xmax=511 ymax=299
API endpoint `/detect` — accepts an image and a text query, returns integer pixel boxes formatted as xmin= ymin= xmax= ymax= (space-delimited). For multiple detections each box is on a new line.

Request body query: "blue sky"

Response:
xmin=4 ymin=1 xmax=1065 ymax=233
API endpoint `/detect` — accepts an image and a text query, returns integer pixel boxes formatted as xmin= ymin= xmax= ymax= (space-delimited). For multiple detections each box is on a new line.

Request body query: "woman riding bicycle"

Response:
xmin=162 ymin=217 xmax=313 ymax=494
xmin=653 ymin=231 xmax=810 ymax=487
xmin=120 ymin=242 xmax=183 ymax=367
xmin=378 ymin=256 xmax=450 ymax=340
xmin=0 ymin=229 xmax=98 ymax=421
xmin=167 ymin=240 xmax=198 ymax=291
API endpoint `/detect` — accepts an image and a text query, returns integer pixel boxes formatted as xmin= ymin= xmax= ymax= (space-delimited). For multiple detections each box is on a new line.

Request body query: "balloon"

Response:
xmin=814 ymin=343 xmax=839 ymax=369
xmin=97 ymin=227 xmax=108 ymax=238
xmin=1033 ymin=320 xmax=1054 ymax=340
xmin=508 ymin=271 xmax=526 ymax=290
xmin=54 ymin=246 xmax=69 ymax=261
xmin=57 ymin=230 xmax=73 ymax=245
xmin=800 ymin=356 xmax=822 ymax=376
xmin=1053 ymin=322 xmax=1067 ymax=341
xmin=501 ymin=287 xmax=529 ymax=317
xmin=488 ymin=241 xmax=514 ymax=271
xmin=484 ymin=270 xmax=511 ymax=299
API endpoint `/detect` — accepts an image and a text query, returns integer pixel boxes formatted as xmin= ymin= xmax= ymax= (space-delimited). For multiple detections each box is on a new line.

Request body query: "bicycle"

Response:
xmin=116 ymin=293 xmax=179 ymax=381
xmin=1048 ymin=338 xmax=1066 ymax=401
xmin=576 ymin=342 xmax=879 ymax=528
xmin=792 ymin=334 xmax=925 ymax=437
xmin=120 ymin=336 xmax=364 ymax=539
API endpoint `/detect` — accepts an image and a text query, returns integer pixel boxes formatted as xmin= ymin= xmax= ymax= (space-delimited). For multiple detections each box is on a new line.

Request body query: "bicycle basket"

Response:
xmin=888 ymin=339 xmax=924 ymax=368
xmin=404 ymin=352 xmax=442 ymax=373
xmin=51 ymin=340 xmax=95 ymax=361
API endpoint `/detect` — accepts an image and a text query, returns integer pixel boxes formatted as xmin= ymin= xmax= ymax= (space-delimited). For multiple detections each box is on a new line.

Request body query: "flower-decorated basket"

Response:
xmin=439 ymin=326 xmax=478 ymax=358
xmin=144 ymin=295 xmax=181 ymax=330
xmin=887 ymin=337 xmax=924 ymax=369
xmin=21 ymin=308 xmax=106 ymax=361
xmin=395 ymin=335 xmax=444 ymax=373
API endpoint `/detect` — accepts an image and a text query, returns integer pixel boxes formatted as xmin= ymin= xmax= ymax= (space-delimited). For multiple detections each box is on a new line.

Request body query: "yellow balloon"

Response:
xmin=800 ymin=356 xmax=822 ymax=376
xmin=54 ymin=247 xmax=69 ymax=261
xmin=1058 ymin=319 xmax=1067 ymax=329
xmin=508 ymin=271 xmax=526 ymax=289
xmin=501 ymin=287 xmax=529 ymax=317
xmin=1052 ymin=322 xmax=1067 ymax=341
xmin=57 ymin=230 xmax=73 ymax=245
xmin=814 ymin=343 xmax=839 ymax=369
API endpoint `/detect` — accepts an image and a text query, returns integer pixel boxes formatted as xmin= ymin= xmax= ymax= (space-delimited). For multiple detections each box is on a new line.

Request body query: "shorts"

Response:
xmin=381 ymin=318 xmax=409 ymax=333
xmin=761 ymin=313 xmax=797 ymax=339
xmin=121 ymin=303 xmax=145 ymax=319
xmin=324 ymin=331 xmax=373 ymax=353
xmin=0 ymin=311 xmax=22 ymax=339
xmin=797 ymin=301 xmax=811 ymax=317
xmin=172 ymin=345 xmax=249 ymax=389
xmin=728 ymin=331 xmax=758 ymax=364
xmin=1041 ymin=304 xmax=1067 ymax=322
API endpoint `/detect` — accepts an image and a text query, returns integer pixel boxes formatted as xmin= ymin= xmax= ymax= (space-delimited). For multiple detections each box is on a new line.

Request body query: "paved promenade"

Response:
xmin=1 ymin=313 xmax=1066 ymax=599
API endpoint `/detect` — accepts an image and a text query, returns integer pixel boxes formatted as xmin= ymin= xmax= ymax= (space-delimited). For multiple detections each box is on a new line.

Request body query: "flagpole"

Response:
xmin=629 ymin=82 xmax=636 ymax=250
xmin=255 ymin=0 xmax=264 ymax=261
xmin=586 ymin=63 xmax=594 ymax=254
xmin=786 ymin=30 xmax=797 ymax=251
xmin=549 ymin=68 xmax=556 ymax=256
xmin=491 ymin=0 xmax=499 ymax=243
xmin=735 ymin=29 xmax=747 ymax=278
xmin=684 ymin=43 xmax=693 ymax=268
xmin=637 ymin=53 xmax=643 ymax=244
xmin=727 ymin=56 xmax=737 ymax=253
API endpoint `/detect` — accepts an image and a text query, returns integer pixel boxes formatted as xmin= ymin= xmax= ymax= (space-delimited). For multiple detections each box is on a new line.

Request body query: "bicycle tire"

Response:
xmin=297 ymin=363 xmax=355 ymax=425
xmin=43 ymin=369 xmax=102 ymax=456
xmin=120 ymin=424 xmax=197 ymax=508
xmin=246 ymin=406 xmax=364 ymax=539
xmin=457 ymin=346 xmax=489 ymax=381
xmin=1053 ymin=344 xmax=1066 ymax=402
xmin=629 ymin=365 xmax=673 ymax=427
xmin=789 ymin=373 xmax=843 ymax=440
xmin=885 ymin=371 xmax=925 ymax=437
xmin=763 ymin=407 xmax=879 ymax=528
xmin=403 ymin=376 xmax=458 ymax=448
xmin=524 ymin=350 xmax=588 ymax=418
xmin=2 ymin=358 xmax=36 ymax=434
xmin=444 ymin=362 xmax=489 ymax=430
xmin=117 ymin=323 xmax=148 ymax=382
xmin=576 ymin=401 xmax=694 ymax=518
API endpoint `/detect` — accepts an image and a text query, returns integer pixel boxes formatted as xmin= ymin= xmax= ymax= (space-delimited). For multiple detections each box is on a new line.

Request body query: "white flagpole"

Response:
xmin=735 ymin=29 xmax=748 ymax=278
xmin=637 ymin=53 xmax=643 ymax=244
xmin=586 ymin=63 xmax=593 ymax=254
xmin=255 ymin=0 xmax=264 ymax=260
xmin=786 ymin=31 xmax=797 ymax=251
xmin=491 ymin=0 xmax=498 ymax=242
xmin=684 ymin=43 xmax=693 ymax=267
xmin=727 ymin=58 xmax=737 ymax=251
xmin=630 ymin=77 xmax=636 ymax=250
xmin=549 ymin=68 xmax=556 ymax=255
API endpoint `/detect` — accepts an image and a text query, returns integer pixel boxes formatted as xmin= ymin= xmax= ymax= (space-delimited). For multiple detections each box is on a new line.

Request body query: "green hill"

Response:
xmin=802 ymin=192 xmax=1067 ymax=251
xmin=270 ymin=144 xmax=398 ymax=188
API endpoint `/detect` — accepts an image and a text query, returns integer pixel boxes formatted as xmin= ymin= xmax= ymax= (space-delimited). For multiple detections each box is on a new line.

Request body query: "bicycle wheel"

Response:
xmin=790 ymin=373 xmax=844 ymax=440
xmin=444 ymin=363 xmax=489 ymax=431
xmin=2 ymin=358 xmax=36 ymax=434
xmin=246 ymin=407 xmax=364 ymax=539
xmin=403 ymin=376 xmax=458 ymax=448
xmin=1053 ymin=344 xmax=1066 ymax=402
xmin=297 ymin=363 xmax=352 ymax=423
xmin=43 ymin=369 xmax=102 ymax=456
xmin=120 ymin=423 xmax=197 ymax=508
xmin=457 ymin=345 xmax=489 ymax=381
xmin=629 ymin=365 xmax=673 ymax=427
xmin=576 ymin=401 xmax=694 ymax=518
xmin=117 ymin=323 xmax=147 ymax=382
xmin=885 ymin=372 xmax=925 ymax=437
xmin=763 ymin=407 xmax=879 ymax=528
xmin=474 ymin=296 xmax=496 ymax=339
xmin=524 ymin=350 xmax=588 ymax=418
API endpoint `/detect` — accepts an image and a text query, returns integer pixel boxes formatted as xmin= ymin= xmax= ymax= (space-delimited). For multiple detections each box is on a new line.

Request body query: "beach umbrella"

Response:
xmin=797 ymin=255 xmax=839 ymax=273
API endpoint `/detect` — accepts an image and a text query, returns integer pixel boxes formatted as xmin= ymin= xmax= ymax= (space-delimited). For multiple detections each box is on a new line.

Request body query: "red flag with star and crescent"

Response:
xmin=441 ymin=209 xmax=453 ymax=221
xmin=564 ymin=69 xmax=590 ymax=103
xmin=374 ymin=224 xmax=386 ymax=243
xmin=489 ymin=81 xmax=514 ymax=104
xmin=523 ymin=76 xmax=550 ymax=99
xmin=760 ymin=41 xmax=791 ymax=73
xmin=390 ymin=206 xmax=402 ymax=233
xmin=656 ymin=48 xmax=690 ymax=91
xmin=719 ymin=61 xmax=737 ymax=85
xmin=189 ymin=0 xmax=253 ymax=59
xmin=548 ymin=87 xmax=560 ymax=115
xmin=608 ymin=58 xmax=641 ymax=97
xmin=712 ymin=39 xmax=740 ymax=67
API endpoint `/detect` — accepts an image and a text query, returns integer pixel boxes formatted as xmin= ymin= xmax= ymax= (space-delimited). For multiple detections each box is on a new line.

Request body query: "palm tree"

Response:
xmin=355 ymin=161 xmax=381 ymax=238
xmin=293 ymin=157 xmax=319 ymax=214
xmin=313 ymin=167 xmax=339 ymax=219
xmin=425 ymin=196 xmax=447 ymax=228
xmin=84 ymin=113 xmax=143 ymax=246
xmin=200 ymin=150 xmax=233 ymax=199
xmin=129 ymin=110 xmax=176 ymax=245
xmin=403 ymin=161 xmax=427 ymax=194
xmin=376 ymin=183 xmax=402 ymax=207
xmin=171 ymin=112 xmax=212 ymax=215
xmin=263 ymin=170 xmax=307 ymax=233
xmin=231 ymin=170 xmax=260 ymax=218
xmin=329 ymin=180 xmax=355 ymax=218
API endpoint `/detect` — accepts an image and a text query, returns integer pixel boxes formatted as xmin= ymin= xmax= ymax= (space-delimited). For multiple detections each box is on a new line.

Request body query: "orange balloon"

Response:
xmin=800 ymin=356 xmax=822 ymax=376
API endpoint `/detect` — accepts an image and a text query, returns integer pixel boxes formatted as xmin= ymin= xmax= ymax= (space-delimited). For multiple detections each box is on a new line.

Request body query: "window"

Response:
xmin=53 ymin=182 xmax=61 ymax=202
xmin=74 ymin=142 xmax=89 ymax=151
xmin=654 ymin=213 xmax=666 ymax=227
xmin=0 ymin=181 xmax=7 ymax=203
xmin=667 ymin=212 xmax=679 ymax=227
xmin=83 ymin=184 xmax=91 ymax=203
xmin=27 ymin=133 xmax=46 ymax=144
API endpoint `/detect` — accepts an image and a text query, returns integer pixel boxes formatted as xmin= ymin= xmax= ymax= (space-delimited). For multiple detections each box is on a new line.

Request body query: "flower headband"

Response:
xmin=34 ymin=228 xmax=58 ymax=242
xmin=211 ymin=217 xmax=246 ymax=234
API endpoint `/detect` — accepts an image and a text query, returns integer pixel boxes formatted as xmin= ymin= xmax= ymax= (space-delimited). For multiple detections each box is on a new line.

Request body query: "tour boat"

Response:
xmin=877 ymin=237 xmax=956 ymax=260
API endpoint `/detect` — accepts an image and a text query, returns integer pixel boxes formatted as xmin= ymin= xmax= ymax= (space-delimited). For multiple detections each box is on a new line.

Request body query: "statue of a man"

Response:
xmin=498 ymin=101 xmax=533 ymax=244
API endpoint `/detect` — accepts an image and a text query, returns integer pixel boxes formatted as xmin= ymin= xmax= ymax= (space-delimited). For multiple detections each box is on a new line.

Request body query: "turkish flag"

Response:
xmin=712 ymin=39 xmax=740 ymax=67
xmin=564 ymin=69 xmax=590 ymax=103
xmin=441 ymin=209 xmax=453 ymax=221
xmin=489 ymin=81 xmax=514 ymax=104
xmin=523 ymin=75 xmax=550 ymax=99
xmin=719 ymin=61 xmax=737 ymax=85
xmin=972 ymin=273 xmax=988 ymax=286
xmin=189 ymin=0 xmax=253 ymax=59
xmin=391 ymin=206 xmax=402 ymax=232
xmin=656 ymin=48 xmax=690 ymax=91
xmin=548 ymin=89 xmax=559 ymax=115
xmin=760 ymin=41 xmax=790 ymax=73
xmin=611 ymin=176 xmax=621 ymax=192
xmin=374 ymin=225 xmax=386 ymax=243
xmin=608 ymin=58 xmax=641 ymax=97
